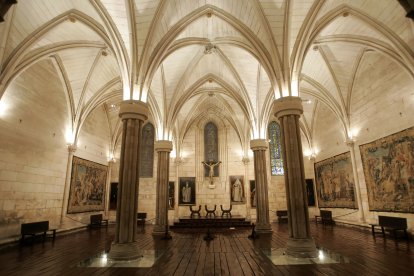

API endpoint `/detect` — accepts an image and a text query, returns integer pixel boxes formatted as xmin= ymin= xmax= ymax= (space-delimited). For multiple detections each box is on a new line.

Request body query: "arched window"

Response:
xmin=204 ymin=122 xmax=219 ymax=177
xmin=268 ymin=121 xmax=284 ymax=175
xmin=140 ymin=123 xmax=154 ymax=177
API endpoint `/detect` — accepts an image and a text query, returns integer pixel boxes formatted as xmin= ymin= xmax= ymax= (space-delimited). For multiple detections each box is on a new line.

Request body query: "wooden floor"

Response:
xmin=0 ymin=222 xmax=413 ymax=276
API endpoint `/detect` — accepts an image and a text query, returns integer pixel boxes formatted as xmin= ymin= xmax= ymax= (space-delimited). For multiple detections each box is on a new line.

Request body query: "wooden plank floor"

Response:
xmin=0 ymin=222 xmax=413 ymax=275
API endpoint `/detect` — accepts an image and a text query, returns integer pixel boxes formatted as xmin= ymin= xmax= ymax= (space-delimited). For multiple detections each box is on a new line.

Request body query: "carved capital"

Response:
xmin=67 ymin=144 xmax=77 ymax=153
xmin=154 ymin=140 xmax=173 ymax=152
xmin=273 ymin=96 xmax=303 ymax=118
xmin=250 ymin=139 xmax=268 ymax=151
xmin=346 ymin=138 xmax=355 ymax=147
xmin=119 ymin=100 xmax=148 ymax=121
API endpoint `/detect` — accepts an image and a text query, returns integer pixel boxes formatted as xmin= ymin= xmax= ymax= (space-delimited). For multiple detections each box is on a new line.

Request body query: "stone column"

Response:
xmin=153 ymin=140 xmax=173 ymax=235
xmin=250 ymin=139 xmax=272 ymax=233
xmin=60 ymin=144 xmax=76 ymax=225
xmin=346 ymin=139 xmax=365 ymax=223
xmin=274 ymin=96 xmax=317 ymax=258
xmin=108 ymin=100 xmax=148 ymax=261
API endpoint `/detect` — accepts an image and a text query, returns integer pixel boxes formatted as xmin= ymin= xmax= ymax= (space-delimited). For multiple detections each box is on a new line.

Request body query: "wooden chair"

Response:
xmin=205 ymin=205 xmax=217 ymax=218
xmin=89 ymin=214 xmax=109 ymax=228
xmin=190 ymin=205 xmax=201 ymax=218
xmin=137 ymin=212 xmax=147 ymax=231
xmin=220 ymin=205 xmax=232 ymax=217
xmin=276 ymin=210 xmax=288 ymax=223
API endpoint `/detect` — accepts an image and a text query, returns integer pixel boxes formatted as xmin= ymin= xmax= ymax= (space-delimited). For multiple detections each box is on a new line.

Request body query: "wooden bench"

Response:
xmin=276 ymin=210 xmax=288 ymax=223
xmin=89 ymin=214 xmax=108 ymax=228
xmin=315 ymin=210 xmax=334 ymax=225
xmin=370 ymin=216 xmax=408 ymax=240
xmin=21 ymin=221 xmax=56 ymax=244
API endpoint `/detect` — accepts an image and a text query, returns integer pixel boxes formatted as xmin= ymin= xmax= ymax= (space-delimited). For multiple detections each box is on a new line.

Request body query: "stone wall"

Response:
xmin=312 ymin=51 xmax=414 ymax=230
xmin=0 ymin=61 xmax=111 ymax=242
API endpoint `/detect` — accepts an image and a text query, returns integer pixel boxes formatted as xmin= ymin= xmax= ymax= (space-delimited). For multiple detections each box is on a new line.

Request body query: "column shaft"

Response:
xmin=347 ymin=140 xmax=365 ymax=222
xmin=109 ymin=100 xmax=148 ymax=261
xmin=115 ymin=117 xmax=141 ymax=243
xmin=153 ymin=140 xmax=173 ymax=235
xmin=60 ymin=145 xmax=76 ymax=225
xmin=250 ymin=139 xmax=272 ymax=233
xmin=274 ymin=96 xmax=317 ymax=258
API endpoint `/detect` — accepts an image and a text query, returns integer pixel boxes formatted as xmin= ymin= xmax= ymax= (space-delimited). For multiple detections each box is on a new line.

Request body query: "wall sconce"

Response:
xmin=304 ymin=148 xmax=318 ymax=161
xmin=108 ymin=153 xmax=116 ymax=163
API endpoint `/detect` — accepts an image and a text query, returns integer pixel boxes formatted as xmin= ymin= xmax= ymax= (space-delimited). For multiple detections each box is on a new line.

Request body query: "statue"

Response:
xmin=182 ymin=182 xmax=191 ymax=203
xmin=202 ymin=160 xmax=221 ymax=187
xmin=232 ymin=178 xmax=243 ymax=202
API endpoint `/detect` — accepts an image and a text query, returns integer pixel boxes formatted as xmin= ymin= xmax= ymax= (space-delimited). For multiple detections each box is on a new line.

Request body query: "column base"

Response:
xmin=108 ymin=241 xmax=142 ymax=261
xmin=152 ymin=224 xmax=167 ymax=236
xmin=255 ymin=223 xmax=273 ymax=234
xmin=285 ymin=237 xmax=318 ymax=258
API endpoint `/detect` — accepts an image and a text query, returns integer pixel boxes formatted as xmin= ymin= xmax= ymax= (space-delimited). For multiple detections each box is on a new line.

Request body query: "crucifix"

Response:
xmin=202 ymin=160 xmax=221 ymax=188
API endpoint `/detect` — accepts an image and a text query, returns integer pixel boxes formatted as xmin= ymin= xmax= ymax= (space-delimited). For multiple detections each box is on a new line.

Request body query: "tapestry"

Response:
xmin=230 ymin=175 xmax=245 ymax=204
xmin=67 ymin=156 xmax=107 ymax=213
xmin=168 ymin=181 xmax=175 ymax=210
xmin=314 ymin=152 xmax=357 ymax=208
xmin=178 ymin=177 xmax=196 ymax=205
xmin=250 ymin=180 xmax=256 ymax=208
xmin=360 ymin=127 xmax=414 ymax=213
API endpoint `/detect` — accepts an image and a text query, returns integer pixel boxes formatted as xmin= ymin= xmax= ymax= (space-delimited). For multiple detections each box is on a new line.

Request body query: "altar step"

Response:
xmin=170 ymin=216 xmax=252 ymax=229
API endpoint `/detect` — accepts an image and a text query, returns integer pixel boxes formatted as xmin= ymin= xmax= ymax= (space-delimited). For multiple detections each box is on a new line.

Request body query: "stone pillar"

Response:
xmin=346 ymin=139 xmax=365 ymax=223
xmin=60 ymin=144 xmax=76 ymax=225
xmin=274 ymin=96 xmax=317 ymax=258
xmin=153 ymin=140 xmax=173 ymax=235
xmin=250 ymin=139 xmax=272 ymax=233
xmin=108 ymin=100 xmax=148 ymax=261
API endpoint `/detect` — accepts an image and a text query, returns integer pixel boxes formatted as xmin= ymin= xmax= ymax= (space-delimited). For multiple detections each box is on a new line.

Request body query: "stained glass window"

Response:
xmin=204 ymin=122 xmax=219 ymax=177
xmin=139 ymin=123 xmax=154 ymax=177
xmin=268 ymin=121 xmax=284 ymax=175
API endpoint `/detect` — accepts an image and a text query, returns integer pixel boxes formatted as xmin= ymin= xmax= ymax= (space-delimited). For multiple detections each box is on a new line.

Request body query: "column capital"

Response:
xmin=119 ymin=100 xmax=148 ymax=121
xmin=67 ymin=144 xmax=77 ymax=153
xmin=346 ymin=138 xmax=355 ymax=147
xmin=154 ymin=140 xmax=173 ymax=152
xmin=273 ymin=96 xmax=303 ymax=118
xmin=250 ymin=139 xmax=268 ymax=151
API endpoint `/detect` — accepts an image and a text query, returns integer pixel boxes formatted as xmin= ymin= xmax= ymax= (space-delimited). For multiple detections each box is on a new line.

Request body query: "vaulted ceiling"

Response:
xmin=0 ymin=0 xmax=412 ymax=156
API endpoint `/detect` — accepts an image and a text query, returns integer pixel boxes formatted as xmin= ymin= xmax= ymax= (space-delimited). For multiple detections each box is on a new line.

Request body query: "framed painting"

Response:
xmin=314 ymin=152 xmax=357 ymax=209
xmin=178 ymin=177 xmax=196 ymax=205
xmin=250 ymin=180 xmax=256 ymax=208
xmin=360 ymin=126 xmax=414 ymax=213
xmin=168 ymin=181 xmax=175 ymax=210
xmin=67 ymin=156 xmax=108 ymax=213
xmin=230 ymin=175 xmax=245 ymax=204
